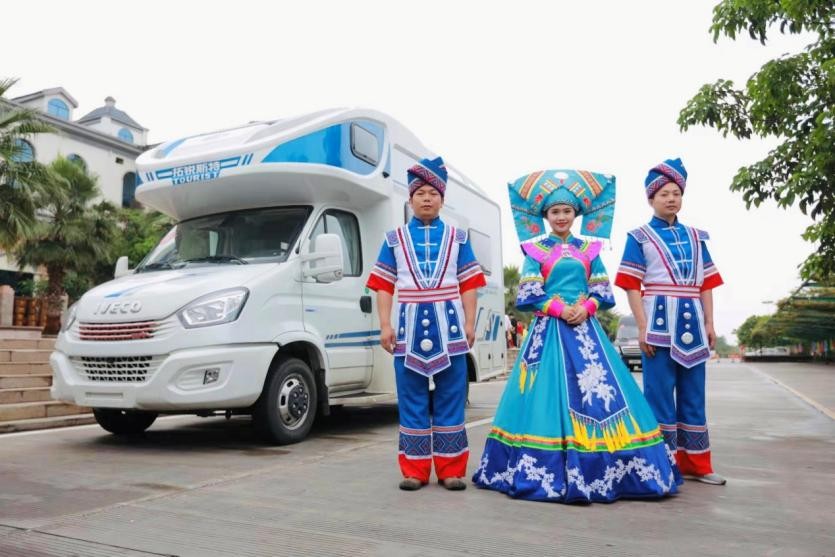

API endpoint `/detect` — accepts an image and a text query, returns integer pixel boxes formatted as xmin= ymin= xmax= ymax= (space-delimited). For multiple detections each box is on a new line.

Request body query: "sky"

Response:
xmin=5 ymin=1 xmax=817 ymax=342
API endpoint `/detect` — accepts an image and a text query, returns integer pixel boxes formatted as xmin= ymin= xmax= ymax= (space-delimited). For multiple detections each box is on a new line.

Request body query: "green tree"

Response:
xmin=595 ymin=309 xmax=620 ymax=341
xmin=87 ymin=208 xmax=174 ymax=288
xmin=503 ymin=264 xmax=521 ymax=319
xmin=714 ymin=335 xmax=738 ymax=357
xmin=0 ymin=77 xmax=54 ymax=249
xmin=13 ymin=157 xmax=119 ymax=332
xmin=678 ymin=1 xmax=834 ymax=281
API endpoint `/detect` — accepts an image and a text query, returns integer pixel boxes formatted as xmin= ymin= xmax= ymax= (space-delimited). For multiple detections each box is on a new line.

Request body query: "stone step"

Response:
xmin=0 ymin=326 xmax=43 ymax=340
xmin=0 ymin=413 xmax=96 ymax=434
xmin=0 ymin=362 xmax=53 ymax=375
xmin=0 ymin=374 xmax=52 ymax=389
xmin=0 ymin=338 xmax=56 ymax=350
xmin=0 ymin=349 xmax=53 ymax=363
xmin=0 ymin=400 xmax=89 ymax=421
xmin=0 ymin=387 xmax=53 ymax=403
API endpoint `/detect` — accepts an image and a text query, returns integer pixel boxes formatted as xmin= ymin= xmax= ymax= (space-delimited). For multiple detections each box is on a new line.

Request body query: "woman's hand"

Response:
xmin=560 ymin=305 xmax=576 ymax=322
xmin=565 ymin=304 xmax=588 ymax=326
xmin=380 ymin=324 xmax=396 ymax=354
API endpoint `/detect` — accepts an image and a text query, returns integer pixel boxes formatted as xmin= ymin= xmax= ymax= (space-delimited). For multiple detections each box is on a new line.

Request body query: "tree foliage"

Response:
xmin=0 ymin=77 xmax=54 ymax=249
xmin=13 ymin=157 xmax=119 ymax=332
xmin=679 ymin=1 xmax=834 ymax=281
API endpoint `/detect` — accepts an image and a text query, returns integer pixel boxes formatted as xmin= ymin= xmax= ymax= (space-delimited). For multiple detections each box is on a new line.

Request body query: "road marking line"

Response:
xmin=745 ymin=364 xmax=835 ymax=421
xmin=465 ymin=417 xmax=494 ymax=429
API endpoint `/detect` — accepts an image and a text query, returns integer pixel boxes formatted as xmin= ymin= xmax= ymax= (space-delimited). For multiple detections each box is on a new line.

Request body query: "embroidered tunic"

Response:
xmin=615 ymin=216 xmax=723 ymax=368
xmin=367 ymin=216 xmax=486 ymax=376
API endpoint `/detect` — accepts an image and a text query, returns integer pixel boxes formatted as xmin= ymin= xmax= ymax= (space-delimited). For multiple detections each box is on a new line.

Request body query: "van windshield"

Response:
xmin=136 ymin=206 xmax=312 ymax=272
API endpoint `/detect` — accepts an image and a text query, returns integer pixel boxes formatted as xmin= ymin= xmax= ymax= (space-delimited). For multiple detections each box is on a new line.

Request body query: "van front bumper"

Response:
xmin=50 ymin=344 xmax=278 ymax=411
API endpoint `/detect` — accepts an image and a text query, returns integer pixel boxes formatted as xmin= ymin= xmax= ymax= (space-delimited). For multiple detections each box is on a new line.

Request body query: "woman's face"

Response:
xmin=545 ymin=204 xmax=576 ymax=236
xmin=650 ymin=182 xmax=683 ymax=219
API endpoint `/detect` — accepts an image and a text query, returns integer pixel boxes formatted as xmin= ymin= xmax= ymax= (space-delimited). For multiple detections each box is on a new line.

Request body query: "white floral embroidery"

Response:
xmin=588 ymin=281 xmax=613 ymax=299
xmin=524 ymin=316 xmax=548 ymax=361
xmin=574 ymin=321 xmax=617 ymax=411
xmin=517 ymin=280 xmax=546 ymax=302
xmin=475 ymin=454 xmax=564 ymax=498
xmin=474 ymin=452 xmax=675 ymax=499
xmin=567 ymin=457 xmax=675 ymax=498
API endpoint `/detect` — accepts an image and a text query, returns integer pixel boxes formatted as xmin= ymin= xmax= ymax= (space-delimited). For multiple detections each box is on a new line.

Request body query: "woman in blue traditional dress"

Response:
xmin=472 ymin=169 xmax=681 ymax=503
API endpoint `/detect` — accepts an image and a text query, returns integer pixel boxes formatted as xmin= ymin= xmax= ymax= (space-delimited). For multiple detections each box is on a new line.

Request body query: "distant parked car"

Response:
xmin=614 ymin=315 xmax=642 ymax=372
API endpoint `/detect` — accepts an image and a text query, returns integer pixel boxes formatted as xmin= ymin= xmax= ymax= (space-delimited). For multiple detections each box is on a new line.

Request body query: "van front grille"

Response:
xmin=70 ymin=355 xmax=164 ymax=383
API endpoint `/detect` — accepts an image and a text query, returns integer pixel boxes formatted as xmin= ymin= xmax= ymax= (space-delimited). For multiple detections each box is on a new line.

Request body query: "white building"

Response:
xmin=0 ymin=87 xmax=149 ymax=283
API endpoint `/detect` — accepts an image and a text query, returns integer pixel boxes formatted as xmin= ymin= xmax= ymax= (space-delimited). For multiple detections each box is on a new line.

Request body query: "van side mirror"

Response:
xmin=302 ymin=233 xmax=344 ymax=283
xmin=114 ymin=256 xmax=131 ymax=278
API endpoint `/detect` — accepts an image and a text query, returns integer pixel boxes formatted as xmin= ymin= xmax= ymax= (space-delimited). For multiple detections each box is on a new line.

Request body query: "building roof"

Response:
xmin=0 ymin=98 xmax=147 ymax=156
xmin=77 ymin=96 xmax=145 ymax=130
xmin=11 ymin=87 xmax=79 ymax=108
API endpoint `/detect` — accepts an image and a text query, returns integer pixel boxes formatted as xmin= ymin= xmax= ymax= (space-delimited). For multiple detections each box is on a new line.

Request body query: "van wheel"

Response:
xmin=253 ymin=357 xmax=317 ymax=444
xmin=93 ymin=408 xmax=157 ymax=435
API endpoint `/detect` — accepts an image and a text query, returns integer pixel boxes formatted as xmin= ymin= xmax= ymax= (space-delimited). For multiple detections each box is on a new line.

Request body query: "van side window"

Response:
xmin=468 ymin=228 xmax=492 ymax=276
xmin=311 ymin=210 xmax=362 ymax=276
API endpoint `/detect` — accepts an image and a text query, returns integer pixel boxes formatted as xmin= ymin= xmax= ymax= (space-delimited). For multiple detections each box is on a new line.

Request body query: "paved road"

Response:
xmin=0 ymin=362 xmax=832 ymax=556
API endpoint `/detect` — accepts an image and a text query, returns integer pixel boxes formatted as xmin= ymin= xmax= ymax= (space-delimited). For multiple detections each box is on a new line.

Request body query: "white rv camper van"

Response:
xmin=50 ymin=108 xmax=505 ymax=444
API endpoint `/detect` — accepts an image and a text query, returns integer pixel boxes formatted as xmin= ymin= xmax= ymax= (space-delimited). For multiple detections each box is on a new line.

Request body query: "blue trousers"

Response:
xmin=642 ymin=347 xmax=713 ymax=475
xmin=394 ymin=354 xmax=469 ymax=481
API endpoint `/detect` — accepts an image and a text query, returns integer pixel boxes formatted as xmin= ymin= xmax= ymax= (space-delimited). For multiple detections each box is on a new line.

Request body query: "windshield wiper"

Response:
xmin=137 ymin=262 xmax=174 ymax=272
xmin=181 ymin=255 xmax=249 ymax=265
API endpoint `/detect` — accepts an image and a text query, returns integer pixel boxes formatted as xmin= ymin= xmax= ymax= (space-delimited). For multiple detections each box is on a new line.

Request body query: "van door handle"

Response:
xmin=359 ymin=295 xmax=372 ymax=314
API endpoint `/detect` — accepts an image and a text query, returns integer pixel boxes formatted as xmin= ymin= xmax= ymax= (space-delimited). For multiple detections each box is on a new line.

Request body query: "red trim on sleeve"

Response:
xmin=614 ymin=272 xmax=642 ymax=291
xmin=459 ymin=273 xmax=487 ymax=294
xmin=366 ymin=273 xmax=395 ymax=294
xmin=700 ymin=273 xmax=724 ymax=292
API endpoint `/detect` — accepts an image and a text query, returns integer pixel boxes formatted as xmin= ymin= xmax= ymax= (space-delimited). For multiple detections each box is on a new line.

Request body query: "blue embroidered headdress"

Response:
xmin=645 ymin=158 xmax=687 ymax=198
xmin=408 ymin=156 xmax=448 ymax=197
xmin=508 ymin=169 xmax=616 ymax=243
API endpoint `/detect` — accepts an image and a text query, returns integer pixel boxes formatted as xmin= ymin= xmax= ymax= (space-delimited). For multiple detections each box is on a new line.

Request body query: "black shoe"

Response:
xmin=399 ymin=477 xmax=424 ymax=491
xmin=439 ymin=477 xmax=467 ymax=491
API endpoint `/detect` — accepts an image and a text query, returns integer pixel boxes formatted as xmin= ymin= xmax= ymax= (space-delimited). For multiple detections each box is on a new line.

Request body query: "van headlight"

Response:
xmin=61 ymin=303 xmax=78 ymax=332
xmin=177 ymin=288 xmax=249 ymax=328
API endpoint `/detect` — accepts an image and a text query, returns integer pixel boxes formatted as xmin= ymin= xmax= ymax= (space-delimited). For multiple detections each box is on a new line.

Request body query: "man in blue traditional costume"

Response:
xmin=615 ymin=158 xmax=726 ymax=485
xmin=366 ymin=156 xmax=486 ymax=491
xmin=472 ymin=169 xmax=680 ymax=503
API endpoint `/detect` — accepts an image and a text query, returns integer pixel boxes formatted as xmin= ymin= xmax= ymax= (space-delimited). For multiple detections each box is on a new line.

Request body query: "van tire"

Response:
xmin=253 ymin=357 xmax=317 ymax=445
xmin=93 ymin=408 xmax=158 ymax=435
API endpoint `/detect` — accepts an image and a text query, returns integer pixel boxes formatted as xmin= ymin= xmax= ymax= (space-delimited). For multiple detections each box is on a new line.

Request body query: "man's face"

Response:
xmin=649 ymin=182 xmax=683 ymax=219
xmin=410 ymin=185 xmax=443 ymax=220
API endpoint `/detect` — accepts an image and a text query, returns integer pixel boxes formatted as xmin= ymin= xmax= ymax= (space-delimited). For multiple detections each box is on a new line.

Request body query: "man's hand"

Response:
xmin=380 ymin=324 xmax=396 ymax=354
xmin=638 ymin=327 xmax=655 ymax=357
xmin=706 ymin=323 xmax=717 ymax=350
xmin=465 ymin=322 xmax=476 ymax=348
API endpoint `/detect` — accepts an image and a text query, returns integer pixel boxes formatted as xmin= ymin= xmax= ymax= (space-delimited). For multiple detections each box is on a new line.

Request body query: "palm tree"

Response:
xmin=14 ymin=157 xmax=118 ymax=333
xmin=0 ymin=77 xmax=54 ymax=249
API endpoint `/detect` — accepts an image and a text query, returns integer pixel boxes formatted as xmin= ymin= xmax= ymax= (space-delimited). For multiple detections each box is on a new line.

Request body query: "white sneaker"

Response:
xmin=684 ymin=472 xmax=727 ymax=485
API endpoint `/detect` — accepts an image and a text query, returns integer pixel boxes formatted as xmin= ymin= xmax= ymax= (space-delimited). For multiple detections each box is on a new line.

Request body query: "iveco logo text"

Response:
xmin=94 ymin=301 xmax=142 ymax=315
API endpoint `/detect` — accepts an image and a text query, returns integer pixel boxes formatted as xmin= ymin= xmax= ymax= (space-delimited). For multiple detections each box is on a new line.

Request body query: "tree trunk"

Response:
xmin=43 ymin=264 xmax=65 ymax=335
